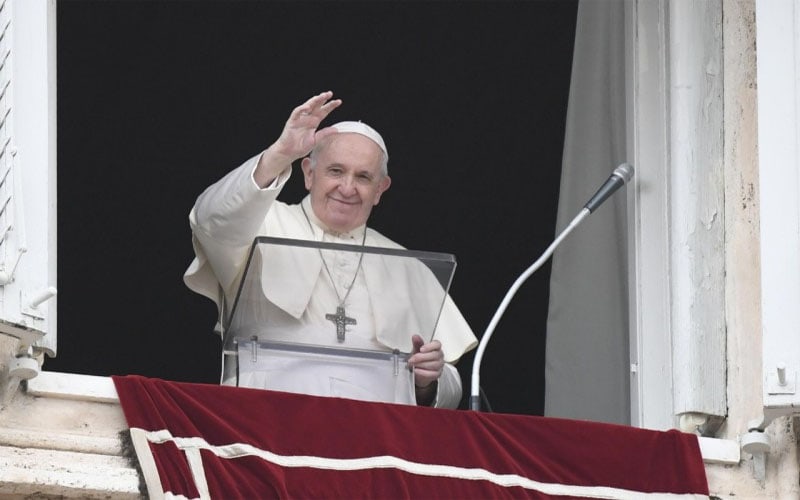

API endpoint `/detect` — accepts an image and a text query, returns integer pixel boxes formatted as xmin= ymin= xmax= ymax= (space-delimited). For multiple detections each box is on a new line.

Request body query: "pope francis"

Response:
xmin=184 ymin=91 xmax=477 ymax=408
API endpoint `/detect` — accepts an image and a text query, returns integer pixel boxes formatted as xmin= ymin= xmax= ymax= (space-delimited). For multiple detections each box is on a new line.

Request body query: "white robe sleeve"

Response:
xmin=183 ymin=154 xmax=291 ymax=314
xmin=432 ymin=363 xmax=463 ymax=409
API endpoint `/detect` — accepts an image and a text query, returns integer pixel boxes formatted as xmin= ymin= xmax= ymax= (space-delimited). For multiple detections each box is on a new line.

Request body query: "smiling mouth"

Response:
xmin=329 ymin=197 xmax=359 ymax=206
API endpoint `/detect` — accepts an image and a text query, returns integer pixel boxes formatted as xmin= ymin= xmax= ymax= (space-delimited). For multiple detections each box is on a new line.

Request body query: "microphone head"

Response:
xmin=613 ymin=163 xmax=635 ymax=183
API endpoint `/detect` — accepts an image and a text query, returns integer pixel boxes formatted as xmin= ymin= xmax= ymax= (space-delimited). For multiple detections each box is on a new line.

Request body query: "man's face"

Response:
xmin=301 ymin=133 xmax=391 ymax=234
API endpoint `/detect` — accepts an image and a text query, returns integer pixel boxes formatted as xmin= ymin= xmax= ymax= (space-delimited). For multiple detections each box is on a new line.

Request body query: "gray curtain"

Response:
xmin=544 ymin=0 xmax=630 ymax=424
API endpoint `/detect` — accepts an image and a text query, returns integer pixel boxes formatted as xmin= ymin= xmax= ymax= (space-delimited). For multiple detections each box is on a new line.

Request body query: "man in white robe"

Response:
xmin=184 ymin=91 xmax=477 ymax=408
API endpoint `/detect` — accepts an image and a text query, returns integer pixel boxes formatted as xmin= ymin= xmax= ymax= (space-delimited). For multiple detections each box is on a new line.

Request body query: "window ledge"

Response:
xmin=698 ymin=436 xmax=741 ymax=465
xmin=26 ymin=370 xmax=119 ymax=403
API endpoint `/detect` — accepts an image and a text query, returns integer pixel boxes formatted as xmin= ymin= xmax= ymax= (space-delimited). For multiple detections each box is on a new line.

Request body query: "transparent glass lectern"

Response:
xmin=222 ymin=236 xmax=457 ymax=405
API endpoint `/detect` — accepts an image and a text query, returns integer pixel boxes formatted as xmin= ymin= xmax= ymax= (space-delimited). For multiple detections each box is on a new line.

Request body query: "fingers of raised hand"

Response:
xmin=293 ymin=91 xmax=341 ymax=122
xmin=275 ymin=92 xmax=341 ymax=159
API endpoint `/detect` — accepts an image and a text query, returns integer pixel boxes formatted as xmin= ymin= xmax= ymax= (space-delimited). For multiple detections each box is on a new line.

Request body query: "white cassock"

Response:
xmin=184 ymin=154 xmax=478 ymax=408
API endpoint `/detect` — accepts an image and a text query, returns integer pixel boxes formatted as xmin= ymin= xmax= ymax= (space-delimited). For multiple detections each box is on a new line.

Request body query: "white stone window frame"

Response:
xmin=0 ymin=0 xmax=57 ymax=388
xmin=626 ymin=0 xmax=728 ymax=432
xmin=625 ymin=0 xmax=743 ymax=465
xmin=756 ymin=0 xmax=800 ymax=424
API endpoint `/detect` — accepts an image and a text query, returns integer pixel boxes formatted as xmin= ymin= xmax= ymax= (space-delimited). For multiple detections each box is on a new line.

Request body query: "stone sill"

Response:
xmin=26 ymin=370 xmax=120 ymax=403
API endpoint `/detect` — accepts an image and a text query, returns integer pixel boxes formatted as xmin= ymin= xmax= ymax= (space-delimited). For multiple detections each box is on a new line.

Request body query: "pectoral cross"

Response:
xmin=326 ymin=305 xmax=357 ymax=343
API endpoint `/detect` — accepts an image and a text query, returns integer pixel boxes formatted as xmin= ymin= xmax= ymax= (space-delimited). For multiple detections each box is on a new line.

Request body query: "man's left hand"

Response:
xmin=409 ymin=334 xmax=444 ymax=389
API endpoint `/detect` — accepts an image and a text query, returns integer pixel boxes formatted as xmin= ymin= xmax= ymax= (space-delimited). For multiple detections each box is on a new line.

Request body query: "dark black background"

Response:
xmin=51 ymin=0 xmax=578 ymax=415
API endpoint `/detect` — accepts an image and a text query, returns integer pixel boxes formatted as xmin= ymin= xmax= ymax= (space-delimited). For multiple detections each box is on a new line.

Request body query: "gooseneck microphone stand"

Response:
xmin=470 ymin=163 xmax=634 ymax=411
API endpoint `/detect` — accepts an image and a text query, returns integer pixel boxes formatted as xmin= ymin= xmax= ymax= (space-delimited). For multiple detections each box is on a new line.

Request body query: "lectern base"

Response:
xmin=223 ymin=339 xmax=416 ymax=405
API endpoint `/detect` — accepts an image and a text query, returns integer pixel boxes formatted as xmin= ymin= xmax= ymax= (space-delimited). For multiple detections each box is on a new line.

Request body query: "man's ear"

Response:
xmin=373 ymin=175 xmax=392 ymax=205
xmin=301 ymin=157 xmax=313 ymax=190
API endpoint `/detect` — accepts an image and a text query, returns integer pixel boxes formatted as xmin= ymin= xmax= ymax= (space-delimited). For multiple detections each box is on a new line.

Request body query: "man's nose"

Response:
xmin=338 ymin=176 xmax=357 ymax=196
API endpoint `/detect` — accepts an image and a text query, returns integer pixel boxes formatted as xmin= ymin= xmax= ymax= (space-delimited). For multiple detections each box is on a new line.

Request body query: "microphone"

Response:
xmin=469 ymin=163 xmax=635 ymax=411
xmin=584 ymin=163 xmax=634 ymax=213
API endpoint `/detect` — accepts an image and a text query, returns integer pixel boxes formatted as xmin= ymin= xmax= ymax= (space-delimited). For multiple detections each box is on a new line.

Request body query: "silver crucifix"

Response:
xmin=326 ymin=305 xmax=357 ymax=342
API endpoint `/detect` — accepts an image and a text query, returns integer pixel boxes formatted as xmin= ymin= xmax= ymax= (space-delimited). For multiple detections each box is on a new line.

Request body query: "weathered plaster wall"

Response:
xmin=705 ymin=1 xmax=800 ymax=497
xmin=0 ymin=336 xmax=16 ymax=399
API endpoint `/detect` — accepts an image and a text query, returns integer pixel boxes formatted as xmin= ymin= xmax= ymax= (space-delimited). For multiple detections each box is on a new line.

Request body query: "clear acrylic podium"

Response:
xmin=221 ymin=236 xmax=457 ymax=405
